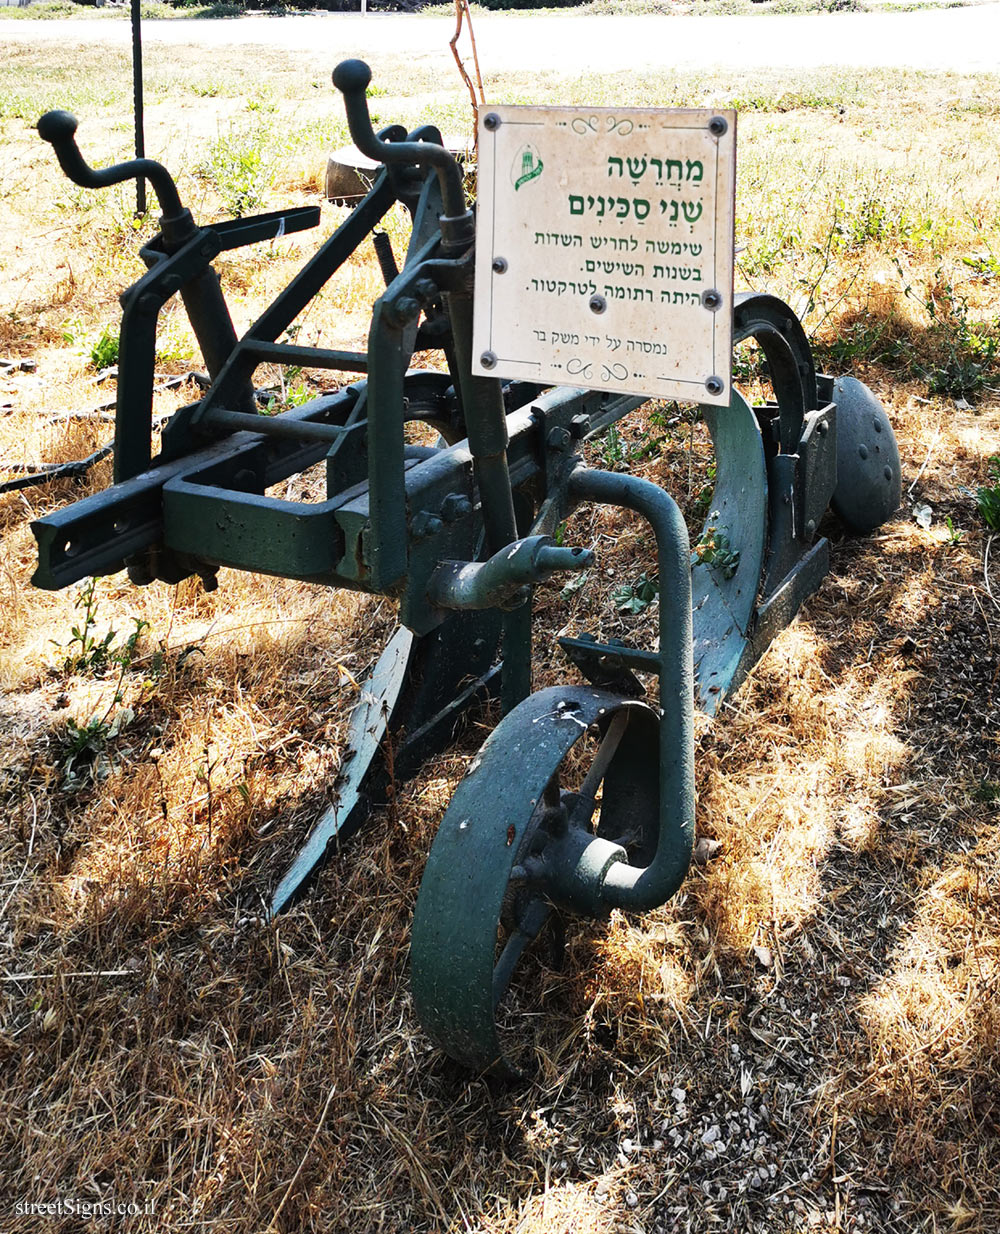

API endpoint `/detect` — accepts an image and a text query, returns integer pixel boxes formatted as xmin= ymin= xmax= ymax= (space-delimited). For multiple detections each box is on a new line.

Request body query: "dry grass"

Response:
xmin=1 ymin=36 xmax=999 ymax=1234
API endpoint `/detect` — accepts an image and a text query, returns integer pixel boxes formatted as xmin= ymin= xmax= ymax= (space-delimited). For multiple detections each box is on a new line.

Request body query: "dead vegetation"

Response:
xmin=1 ymin=38 xmax=999 ymax=1234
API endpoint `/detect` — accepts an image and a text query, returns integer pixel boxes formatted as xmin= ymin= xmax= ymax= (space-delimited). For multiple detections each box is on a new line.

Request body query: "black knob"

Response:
xmin=37 ymin=110 xmax=79 ymax=146
xmin=332 ymin=59 xmax=372 ymax=96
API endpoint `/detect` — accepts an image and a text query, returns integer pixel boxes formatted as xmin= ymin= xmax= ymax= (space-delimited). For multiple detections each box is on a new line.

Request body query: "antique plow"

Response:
xmin=33 ymin=62 xmax=900 ymax=1077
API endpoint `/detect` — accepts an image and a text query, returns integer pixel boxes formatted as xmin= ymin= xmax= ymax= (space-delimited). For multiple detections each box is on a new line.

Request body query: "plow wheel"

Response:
xmin=831 ymin=375 xmax=902 ymax=533
xmin=269 ymin=607 xmax=500 ymax=915
xmin=411 ymin=685 xmax=659 ymax=1078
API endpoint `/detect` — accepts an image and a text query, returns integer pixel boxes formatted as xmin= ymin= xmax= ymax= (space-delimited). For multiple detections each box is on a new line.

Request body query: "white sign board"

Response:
xmin=472 ymin=104 xmax=736 ymax=406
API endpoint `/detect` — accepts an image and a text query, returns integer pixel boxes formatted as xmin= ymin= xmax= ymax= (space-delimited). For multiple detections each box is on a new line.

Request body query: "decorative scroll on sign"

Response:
xmin=472 ymin=104 xmax=736 ymax=406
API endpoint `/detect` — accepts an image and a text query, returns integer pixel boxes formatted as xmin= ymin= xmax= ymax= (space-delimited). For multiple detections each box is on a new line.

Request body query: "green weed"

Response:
xmin=611 ymin=573 xmax=658 ymax=614
xmin=976 ymin=457 xmax=1000 ymax=531
xmin=89 ymin=325 xmax=120 ymax=371
xmin=693 ymin=525 xmax=740 ymax=579
xmin=203 ymin=123 xmax=274 ymax=217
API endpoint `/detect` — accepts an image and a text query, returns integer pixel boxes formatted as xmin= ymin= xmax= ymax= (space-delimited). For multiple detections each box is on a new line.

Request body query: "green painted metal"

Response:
xmin=32 ymin=62 xmax=906 ymax=1080
xmin=831 ymin=376 xmax=902 ymax=533
xmin=411 ymin=685 xmax=657 ymax=1077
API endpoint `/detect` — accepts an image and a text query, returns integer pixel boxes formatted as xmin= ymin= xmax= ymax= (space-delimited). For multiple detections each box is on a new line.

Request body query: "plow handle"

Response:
xmin=332 ymin=60 xmax=471 ymax=236
xmin=37 ymin=110 xmax=185 ymax=222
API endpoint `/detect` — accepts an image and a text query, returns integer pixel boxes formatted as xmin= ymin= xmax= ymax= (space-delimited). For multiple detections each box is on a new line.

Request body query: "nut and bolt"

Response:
xmin=440 ymin=493 xmax=473 ymax=522
xmin=390 ymin=296 xmax=421 ymax=326
xmin=705 ymin=375 xmax=725 ymax=397
xmin=709 ymin=116 xmax=728 ymax=137
xmin=492 ymin=257 xmax=508 ymax=274
xmin=480 ymin=350 xmax=498 ymax=370
xmin=483 ymin=113 xmax=501 ymax=131
xmin=589 ymin=294 xmax=607 ymax=314
xmin=412 ymin=510 xmax=444 ymax=540
xmin=702 ymin=289 xmax=723 ymax=311
xmin=570 ymin=414 xmax=590 ymax=439
xmin=547 ymin=426 xmax=572 ymax=451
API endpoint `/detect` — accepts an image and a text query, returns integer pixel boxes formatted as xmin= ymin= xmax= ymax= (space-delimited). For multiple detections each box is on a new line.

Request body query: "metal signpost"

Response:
xmin=473 ymin=104 xmax=735 ymax=405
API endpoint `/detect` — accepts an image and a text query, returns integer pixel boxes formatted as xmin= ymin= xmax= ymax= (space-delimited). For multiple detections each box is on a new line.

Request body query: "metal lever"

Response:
xmin=331 ymin=59 xmax=473 ymax=253
xmin=37 ymin=110 xmax=185 ymax=222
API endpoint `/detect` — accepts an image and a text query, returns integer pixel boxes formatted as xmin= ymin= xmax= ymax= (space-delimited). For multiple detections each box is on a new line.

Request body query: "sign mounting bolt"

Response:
xmin=492 ymin=257 xmax=508 ymax=274
xmin=705 ymin=375 xmax=724 ymax=396
xmin=701 ymin=289 xmax=723 ymax=312
xmin=483 ymin=113 xmax=501 ymax=131
xmin=589 ymin=294 xmax=607 ymax=314
xmin=480 ymin=350 xmax=498 ymax=370
xmin=709 ymin=116 xmax=728 ymax=136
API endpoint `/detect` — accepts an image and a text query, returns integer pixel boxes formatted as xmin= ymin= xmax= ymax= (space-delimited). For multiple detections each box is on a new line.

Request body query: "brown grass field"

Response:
xmin=1 ymin=30 xmax=999 ymax=1234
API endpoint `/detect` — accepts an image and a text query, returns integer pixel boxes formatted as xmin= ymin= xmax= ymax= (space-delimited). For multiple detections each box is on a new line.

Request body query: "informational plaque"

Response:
xmin=472 ymin=104 xmax=736 ymax=406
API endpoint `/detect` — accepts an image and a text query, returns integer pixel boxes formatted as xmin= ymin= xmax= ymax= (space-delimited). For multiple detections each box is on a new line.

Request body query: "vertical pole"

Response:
xmin=130 ymin=0 xmax=146 ymax=216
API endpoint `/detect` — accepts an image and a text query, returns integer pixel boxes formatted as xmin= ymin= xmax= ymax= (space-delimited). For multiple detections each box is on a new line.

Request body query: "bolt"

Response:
xmin=873 ymin=418 xmax=883 ymax=433
xmin=480 ymin=350 xmax=498 ymax=370
xmin=818 ymin=419 xmax=829 ymax=436
xmin=414 ymin=278 xmax=438 ymax=300
xmin=390 ymin=296 xmax=421 ymax=326
xmin=884 ymin=466 xmax=893 ymax=482
xmin=805 ymin=518 xmax=816 ymax=536
xmin=702 ymin=288 xmax=723 ymax=311
xmin=858 ymin=444 xmax=869 ymax=460
xmin=705 ymin=375 xmax=725 ymax=397
xmin=589 ymin=294 xmax=607 ymax=314
xmin=709 ymin=116 xmax=729 ymax=137
xmin=492 ymin=256 xmax=508 ymax=274
xmin=440 ymin=493 xmax=472 ymax=522
xmin=483 ymin=112 xmax=501 ymax=131
xmin=570 ymin=414 xmax=590 ymax=439
xmin=412 ymin=511 xmax=443 ymax=540
xmin=547 ymin=426 xmax=572 ymax=451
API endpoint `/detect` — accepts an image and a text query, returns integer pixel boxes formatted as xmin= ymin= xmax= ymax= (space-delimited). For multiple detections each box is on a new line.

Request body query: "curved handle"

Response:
xmin=37 ymin=110 xmax=184 ymax=220
xmin=332 ymin=59 xmax=468 ymax=222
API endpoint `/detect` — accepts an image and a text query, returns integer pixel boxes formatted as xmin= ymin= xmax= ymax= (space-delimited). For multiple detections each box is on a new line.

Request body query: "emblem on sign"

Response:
xmin=472 ymin=104 xmax=736 ymax=406
xmin=512 ymin=145 xmax=543 ymax=191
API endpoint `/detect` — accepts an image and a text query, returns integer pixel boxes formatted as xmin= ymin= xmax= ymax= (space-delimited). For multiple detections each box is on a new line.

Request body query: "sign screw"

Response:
xmin=483 ymin=113 xmax=501 ymax=131
xmin=480 ymin=350 xmax=498 ymax=369
xmin=701 ymin=289 xmax=723 ymax=311
xmin=492 ymin=256 xmax=508 ymax=274
xmin=589 ymin=294 xmax=607 ymax=314
xmin=709 ymin=116 xmax=728 ymax=136
xmin=705 ymin=375 xmax=724 ymax=396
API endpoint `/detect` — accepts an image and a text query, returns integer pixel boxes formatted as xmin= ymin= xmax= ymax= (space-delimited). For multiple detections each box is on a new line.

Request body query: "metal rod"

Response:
xmin=202 ymin=407 xmax=353 ymax=445
xmin=130 ymin=0 xmax=146 ymax=216
xmin=568 ymin=466 xmax=696 ymax=912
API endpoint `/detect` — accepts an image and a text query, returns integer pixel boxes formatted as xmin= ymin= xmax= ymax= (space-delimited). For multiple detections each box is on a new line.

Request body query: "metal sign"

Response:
xmin=472 ymin=104 xmax=736 ymax=406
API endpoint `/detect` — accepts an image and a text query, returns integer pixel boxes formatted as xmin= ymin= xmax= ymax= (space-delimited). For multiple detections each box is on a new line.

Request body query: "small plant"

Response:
xmin=60 ymin=706 xmax=134 ymax=790
xmin=56 ymin=579 xmax=149 ymax=675
xmin=916 ymin=275 xmax=1000 ymax=397
xmin=598 ymin=423 xmax=628 ymax=469
xmin=693 ymin=523 xmax=740 ymax=579
xmin=944 ymin=516 xmax=964 ymax=545
xmin=694 ymin=462 xmax=717 ymax=513
xmin=611 ymin=573 xmax=658 ymax=614
xmin=204 ymin=123 xmax=274 ymax=217
xmin=58 ymin=579 xmax=116 ymax=673
xmin=89 ymin=325 xmax=119 ymax=371
xmin=976 ymin=457 xmax=1000 ymax=531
